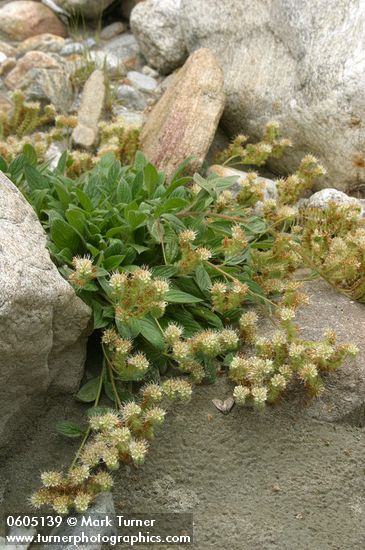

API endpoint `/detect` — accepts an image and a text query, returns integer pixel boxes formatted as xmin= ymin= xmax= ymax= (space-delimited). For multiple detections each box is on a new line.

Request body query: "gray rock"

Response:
xmin=180 ymin=0 xmax=365 ymax=193
xmin=0 ymin=171 xmax=91 ymax=450
xmin=307 ymin=188 xmax=362 ymax=211
xmin=22 ymin=65 xmax=73 ymax=112
xmin=100 ymin=22 xmax=127 ymax=41
xmin=114 ymin=109 xmax=145 ymax=128
xmin=89 ymin=50 xmax=125 ymax=77
xmin=103 ymin=32 xmax=140 ymax=62
xmin=83 ymin=37 xmax=97 ymax=50
xmin=130 ymin=0 xmax=188 ymax=74
xmin=54 ymin=0 xmax=115 ymax=19
xmin=117 ymin=84 xmax=147 ymax=111
xmin=60 ymin=42 xmax=83 ymax=56
xmin=140 ymin=48 xmax=225 ymax=179
xmin=142 ymin=65 xmax=159 ymax=78
xmin=72 ymin=70 xmax=106 ymax=149
xmin=127 ymin=70 xmax=158 ymax=92
xmin=296 ymin=279 xmax=365 ymax=425
xmin=47 ymin=492 xmax=115 ymax=550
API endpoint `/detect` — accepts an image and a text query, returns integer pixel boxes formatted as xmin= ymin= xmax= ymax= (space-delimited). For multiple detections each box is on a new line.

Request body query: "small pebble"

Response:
xmin=127 ymin=70 xmax=158 ymax=93
xmin=100 ymin=22 xmax=126 ymax=41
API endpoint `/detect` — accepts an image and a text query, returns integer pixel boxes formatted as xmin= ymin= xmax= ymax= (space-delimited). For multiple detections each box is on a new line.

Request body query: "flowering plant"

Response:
xmin=5 ymin=122 xmax=358 ymax=513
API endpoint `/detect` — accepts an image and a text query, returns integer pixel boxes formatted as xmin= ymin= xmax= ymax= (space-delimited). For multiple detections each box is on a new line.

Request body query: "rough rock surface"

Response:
xmin=294 ymin=279 xmax=365 ymax=425
xmin=181 ymin=0 xmax=365 ymax=193
xmin=5 ymin=51 xmax=60 ymax=90
xmin=0 ymin=1 xmax=67 ymax=41
xmin=307 ymin=188 xmax=362 ymax=210
xmin=72 ymin=70 xmax=106 ymax=149
xmin=18 ymin=33 xmax=65 ymax=54
xmin=130 ymin=0 xmax=187 ymax=74
xmin=23 ymin=68 xmax=72 ymax=112
xmin=140 ymin=48 xmax=225 ymax=179
xmin=100 ymin=22 xmax=127 ymax=41
xmin=55 ymin=0 xmax=114 ymax=19
xmin=0 ymin=171 xmax=91 ymax=449
xmin=116 ymin=375 xmax=365 ymax=548
xmin=116 ymin=285 xmax=365 ymax=548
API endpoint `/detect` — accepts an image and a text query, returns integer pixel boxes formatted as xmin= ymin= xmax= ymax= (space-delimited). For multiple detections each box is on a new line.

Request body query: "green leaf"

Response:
xmin=116 ymin=178 xmax=132 ymax=204
xmin=134 ymin=151 xmax=148 ymax=171
xmin=166 ymin=289 xmax=203 ymax=303
xmin=126 ymin=210 xmax=147 ymax=229
xmin=164 ymin=227 xmax=179 ymax=263
xmin=9 ymin=154 xmax=27 ymax=179
xmin=50 ymin=218 xmax=83 ymax=253
xmin=24 ymin=165 xmax=49 ymax=190
xmin=0 ymin=155 xmax=8 ymax=172
xmin=188 ymin=306 xmax=223 ymax=328
xmin=168 ymin=309 xmax=202 ymax=337
xmin=55 ymin=151 xmax=68 ymax=174
xmin=55 ymin=421 xmax=84 ymax=438
xmin=75 ymin=187 xmax=93 ymax=212
xmin=195 ymin=264 xmax=212 ymax=291
xmin=152 ymin=265 xmax=178 ymax=278
xmin=193 ymin=173 xmax=217 ymax=198
xmin=148 ymin=219 xmax=164 ymax=242
xmin=23 ymin=144 xmax=37 ymax=165
xmin=65 ymin=208 xmax=86 ymax=235
xmin=139 ymin=317 xmax=165 ymax=350
xmin=103 ymin=254 xmax=125 ymax=270
xmin=116 ymin=318 xmax=141 ymax=339
xmin=76 ymin=377 xmax=100 ymax=403
xmin=154 ymin=197 xmax=188 ymax=216
xmin=91 ymin=300 xmax=110 ymax=329
xmin=143 ymin=163 xmax=159 ymax=195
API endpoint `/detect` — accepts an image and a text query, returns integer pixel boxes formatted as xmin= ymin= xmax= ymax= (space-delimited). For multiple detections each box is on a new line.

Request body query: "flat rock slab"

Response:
xmin=294 ymin=279 xmax=365 ymax=425
xmin=114 ymin=279 xmax=365 ymax=548
xmin=140 ymin=48 xmax=225 ymax=180
xmin=116 ymin=377 xmax=365 ymax=549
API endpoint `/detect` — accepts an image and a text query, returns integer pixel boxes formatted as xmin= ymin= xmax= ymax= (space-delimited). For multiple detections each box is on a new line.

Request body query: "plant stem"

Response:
xmin=70 ymin=364 xmax=105 ymax=470
xmin=205 ymin=260 xmax=277 ymax=307
xmin=101 ymin=342 xmax=123 ymax=409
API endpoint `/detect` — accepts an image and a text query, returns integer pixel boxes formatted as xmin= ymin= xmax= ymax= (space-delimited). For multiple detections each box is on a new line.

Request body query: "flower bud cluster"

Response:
xmin=276 ymin=155 xmax=326 ymax=206
xmin=69 ymin=256 xmax=97 ymax=289
xmin=33 ymin=379 xmax=175 ymax=514
xmin=110 ymin=269 xmax=169 ymax=322
xmin=300 ymin=203 xmax=365 ymax=300
xmin=230 ymin=319 xmax=358 ymax=408
xmin=211 ymin=281 xmax=249 ymax=313
xmin=251 ymin=234 xmax=302 ymax=295
xmin=177 ymin=230 xmax=212 ymax=275
xmin=163 ymin=326 xmax=239 ymax=382
xmin=102 ymin=329 xmax=149 ymax=381
xmin=222 ymin=225 xmax=249 ymax=259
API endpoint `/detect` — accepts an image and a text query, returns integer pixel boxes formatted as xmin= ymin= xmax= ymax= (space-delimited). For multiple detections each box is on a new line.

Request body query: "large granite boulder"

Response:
xmin=130 ymin=0 xmax=187 ymax=74
xmin=0 ymin=171 xmax=91 ymax=449
xmin=180 ymin=0 xmax=365 ymax=193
